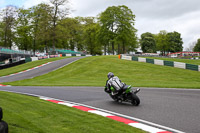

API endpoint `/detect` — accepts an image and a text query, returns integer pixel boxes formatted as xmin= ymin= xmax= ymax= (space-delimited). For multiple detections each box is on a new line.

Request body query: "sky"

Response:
xmin=1 ymin=0 xmax=200 ymax=51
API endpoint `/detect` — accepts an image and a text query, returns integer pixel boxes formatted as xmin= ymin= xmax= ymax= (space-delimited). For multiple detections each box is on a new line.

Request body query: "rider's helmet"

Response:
xmin=107 ymin=72 xmax=114 ymax=79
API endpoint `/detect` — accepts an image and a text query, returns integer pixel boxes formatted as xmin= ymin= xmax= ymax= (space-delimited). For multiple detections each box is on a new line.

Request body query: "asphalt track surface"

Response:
xmin=0 ymin=57 xmax=200 ymax=133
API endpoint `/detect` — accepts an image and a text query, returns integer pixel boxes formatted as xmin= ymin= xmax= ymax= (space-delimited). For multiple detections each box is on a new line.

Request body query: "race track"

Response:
xmin=0 ymin=56 xmax=85 ymax=83
xmin=1 ymin=86 xmax=200 ymax=133
xmin=0 ymin=57 xmax=200 ymax=133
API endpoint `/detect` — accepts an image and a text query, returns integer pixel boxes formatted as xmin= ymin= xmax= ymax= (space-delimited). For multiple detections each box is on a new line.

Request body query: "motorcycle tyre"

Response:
xmin=131 ymin=93 xmax=140 ymax=106
xmin=0 ymin=120 xmax=8 ymax=133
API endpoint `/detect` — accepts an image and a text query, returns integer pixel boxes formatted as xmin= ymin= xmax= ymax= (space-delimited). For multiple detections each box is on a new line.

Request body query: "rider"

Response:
xmin=104 ymin=72 xmax=124 ymax=96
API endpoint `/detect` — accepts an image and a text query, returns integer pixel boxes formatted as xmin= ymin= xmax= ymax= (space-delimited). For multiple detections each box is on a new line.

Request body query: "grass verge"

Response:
xmin=0 ymin=57 xmax=72 ymax=77
xmin=0 ymin=91 xmax=145 ymax=133
xmin=4 ymin=56 xmax=200 ymax=88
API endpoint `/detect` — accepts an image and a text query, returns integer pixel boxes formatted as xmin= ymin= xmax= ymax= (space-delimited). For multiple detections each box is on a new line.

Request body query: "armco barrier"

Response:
xmin=0 ymin=60 xmax=25 ymax=70
xmin=164 ymin=60 xmax=174 ymax=67
xmin=25 ymin=57 xmax=32 ymax=63
xmin=174 ymin=62 xmax=186 ymax=69
xmin=186 ymin=64 xmax=198 ymax=71
xmin=38 ymin=56 xmax=48 ymax=60
xmin=1 ymin=54 xmax=88 ymax=70
xmin=76 ymin=54 xmax=81 ymax=56
xmin=49 ymin=55 xmax=59 ymax=58
xmin=31 ymin=57 xmax=38 ymax=61
xmin=66 ymin=54 xmax=72 ymax=56
xmin=138 ymin=57 xmax=146 ymax=62
xmin=146 ymin=58 xmax=154 ymax=64
xmin=66 ymin=54 xmax=88 ymax=56
xmin=120 ymin=55 xmax=200 ymax=72
xmin=121 ymin=55 xmax=132 ymax=60
xmin=132 ymin=56 xmax=138 ymax=61
xmin=154 ymin=59 xmax=164 ymax=66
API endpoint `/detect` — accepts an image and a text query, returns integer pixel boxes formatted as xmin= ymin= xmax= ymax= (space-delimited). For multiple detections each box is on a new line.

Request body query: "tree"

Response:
xmin=50 ymin=0 xmax=70 ymax=52
xmin=30 ymin=3 xmax=52 ymax=54
xmin=0 ymin=22 xmax=4 ymax=46
xmin=82 ymin=17 xmax=102 ymax=55
xmin=155 ymin=30 xmax=169 ymax=56
xmin=140 ymin=32 xmax=156 ymax=53
xmin=115 ymin=5 xmax=137 ymax=54
xmin=96 ymin=19 xmax=110 ymax=55
xmin=193 ymin=39 xmax=200 ymax=52
xmin=56 ymin=17 xmax=82 ymax=51
xmin=98 ymin=5 xmax=137 ymax=55
xmin=167 ymin=31 xmax=183 ymax=53
xmin=30 ymin=5 xmax=40 ymax=55
xmin=98 ymin=6 xmax=117 ymax=55
xmin=0 ymin=6 xmax=17 ymax=48
xmin=15 ymin=8 xmax=32 ymax=50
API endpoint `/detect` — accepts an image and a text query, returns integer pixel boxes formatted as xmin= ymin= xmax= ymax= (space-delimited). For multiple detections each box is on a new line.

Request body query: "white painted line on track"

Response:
xmin=129 ymin=123 xmax=166 ymax=133
xmin=58 ymin=102 xmax=75 ymax=107
xmin=88 ymin=110 xmax=114 ymax=117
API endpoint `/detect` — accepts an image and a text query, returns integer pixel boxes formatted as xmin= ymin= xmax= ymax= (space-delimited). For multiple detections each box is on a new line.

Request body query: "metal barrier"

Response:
xmin=120 ymin=55 xmax=200 ymax=72
xmin=0 ymin=60 xmax=25 ymax=70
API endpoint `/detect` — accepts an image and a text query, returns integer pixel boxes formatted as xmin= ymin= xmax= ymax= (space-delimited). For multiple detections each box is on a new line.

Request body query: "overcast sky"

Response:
xmin=1 ymin=0 xmax=200 ymax=50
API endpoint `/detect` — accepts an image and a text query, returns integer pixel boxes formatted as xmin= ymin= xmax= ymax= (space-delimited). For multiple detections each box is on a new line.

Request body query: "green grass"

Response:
xmin=4 ymin=56 xmax=200 ymax=88
xmin=0 ymin=91 xmax=145 ymax=133
xmin=144 ymin=57 xmax=200 ymax=65
xmin=0 ymin=57 xmax=72 ymax=77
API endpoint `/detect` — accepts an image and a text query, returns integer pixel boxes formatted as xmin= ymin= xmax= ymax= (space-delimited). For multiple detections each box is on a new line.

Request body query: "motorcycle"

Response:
xmin=107 ymin=85 xmax=140 ymax=106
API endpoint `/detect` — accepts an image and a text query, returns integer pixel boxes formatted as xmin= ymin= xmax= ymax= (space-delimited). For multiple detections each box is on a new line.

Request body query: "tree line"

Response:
xmin=0 ymin=0 xmax=137 ymax=55
xmin=141 ymin=30 xmax=200 ymax=55
xmin=0 ymin=0 xmax=199 ymax=55
xmin=140 ymin=30 xmax=184 ymax=56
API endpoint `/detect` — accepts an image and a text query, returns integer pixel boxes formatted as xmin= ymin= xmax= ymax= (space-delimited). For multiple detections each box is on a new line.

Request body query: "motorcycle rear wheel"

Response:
xmin=131 ymin=93 xmax=140 ymax=106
